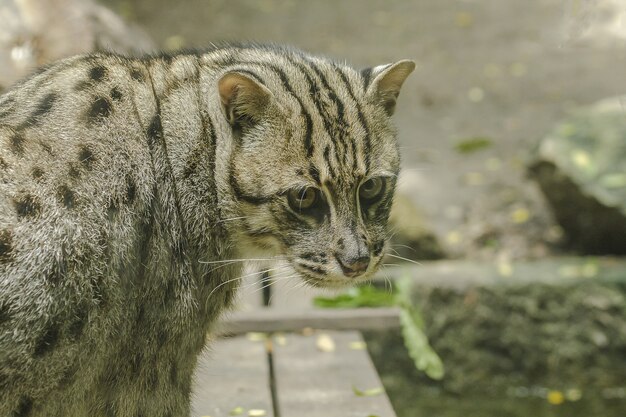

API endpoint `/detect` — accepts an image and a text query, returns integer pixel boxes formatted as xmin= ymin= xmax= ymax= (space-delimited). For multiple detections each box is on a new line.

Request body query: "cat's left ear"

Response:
xmin=218 ymin=71 xmax=273 ymax=129
xmin=364 ymin=60 xmax=416 ymax=116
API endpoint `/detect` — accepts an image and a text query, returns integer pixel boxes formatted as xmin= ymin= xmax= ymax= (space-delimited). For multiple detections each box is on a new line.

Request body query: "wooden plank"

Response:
xmin=191 ymin=336 xmax=274 ymax=417
xmin=218 ymin=307 xmax=401 ymax=335
xmin=272 ymin=331 xmax=397 ymax=417
xmin=267 ymin=276 xmax=330 ymax=310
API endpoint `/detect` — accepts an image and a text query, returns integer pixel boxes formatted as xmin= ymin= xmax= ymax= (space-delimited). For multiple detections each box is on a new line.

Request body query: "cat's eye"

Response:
xmin=287 ymin=187 xmax=321 ymax=212
xmin=359 ymin=177 xmax=386 ymax=202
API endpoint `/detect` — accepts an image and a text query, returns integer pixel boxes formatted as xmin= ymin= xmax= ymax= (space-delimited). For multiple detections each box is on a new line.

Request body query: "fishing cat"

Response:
xmin=0 ymin=43 xmax=414 ymax=416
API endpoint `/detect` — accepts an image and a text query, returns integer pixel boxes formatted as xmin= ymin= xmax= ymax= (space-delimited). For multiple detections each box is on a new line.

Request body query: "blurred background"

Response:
xmin=2 ymin=0 xmax=625 ymax=416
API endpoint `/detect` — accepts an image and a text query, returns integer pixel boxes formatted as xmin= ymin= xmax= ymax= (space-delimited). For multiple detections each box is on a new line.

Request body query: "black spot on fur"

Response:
xmin=107 ymin=200 xmax=119 ymax=221
xmin=25 ymin=92 xmax=57 ymax=126
xmin=0 ymin=302 xmax=12 ymax=326
xmin=88 ymin=97 xmax=113 ymax=123
xmin=44 ymin=269 xmax=60 ymax=285
xmin=31 ymin=167 xmax=44 ymax=180
xmin=78 ymin=146 xmax=95 ymax=169
xmin=146 ymin=114 xmax=162 ymax=148
xmin=74 ymin=80 xmax=92 ymax=91
xmin=0 ymin=156 xmax=8 ymax=169
xmin=68 ymin=163 xmax=81 ymax=179
xmin=172 ymin=240 xmax=184 ymax=262
xmin=10 ymin=133 xmax=25 ymax=155
xmin=39 ymin=141 xmax=54 ymax=155
xmin=126 ymin=177 xmax=136 ymax=204
xmin=157 ymin=328 xmax=168 ymax=348
xmin=0 ymin=230 xmax=13 ymax=263
xmin=91 ymin=274 xmax=106 ymax=306
xmin=131 ymin=351 xmax=143 ymax=377
xmin=104 ymin=402 xmax=117 ymax=417
xmin=89 ymin=65 xmax=107 ymax=82
xmin=147 ymin=367 xmax=158 ymax=390
xmin=33 ymin=323 xmax=60 ymax=357
xmin=169 ymin=362 xmax=178 ymax=386
xmin=57 ymin=185 xmax=75 ymax=209
xmin=130 ymin=69 xmax=144 ymax=82
xmin=12 ymin=396 xmax=33 ymax=417
xmin=69 ymin=304 xmax=88 ymax=339
xmin=46 ymin=257 xmax=67 ymax=285
xmin=13 ymin=194 xmax=41 ymax=218
xmin=58 ymin=363 xmax=78 ymax=387
xmin=110 ymin=87 xmax=122 ymax=101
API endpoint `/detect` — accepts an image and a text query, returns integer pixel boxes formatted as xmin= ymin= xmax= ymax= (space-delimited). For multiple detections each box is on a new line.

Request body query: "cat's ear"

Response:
xmin=218 ymin=72 xmax=273 ymax=129
xmin=364 ymin=60 xmax=415 ymax=116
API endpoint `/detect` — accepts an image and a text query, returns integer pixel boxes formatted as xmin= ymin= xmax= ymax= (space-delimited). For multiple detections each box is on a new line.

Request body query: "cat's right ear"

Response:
xmin=363 ymin=60 xmax=416 ymax=116
xmin=218 ymin=72 xmax=273 ymax=130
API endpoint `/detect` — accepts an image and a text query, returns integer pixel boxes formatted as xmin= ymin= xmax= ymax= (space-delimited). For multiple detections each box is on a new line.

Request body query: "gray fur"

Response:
xmin=0 ymin=44 xmax=414 ymax=416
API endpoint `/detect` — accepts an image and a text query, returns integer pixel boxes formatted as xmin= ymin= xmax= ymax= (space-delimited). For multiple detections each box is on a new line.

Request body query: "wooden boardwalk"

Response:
xmin=191 ymin=330 xmax=397 ymax=417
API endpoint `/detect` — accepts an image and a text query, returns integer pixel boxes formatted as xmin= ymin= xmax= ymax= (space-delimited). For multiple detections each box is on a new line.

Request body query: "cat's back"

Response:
xmin=0 ymin=53 xmax=159 ymax=413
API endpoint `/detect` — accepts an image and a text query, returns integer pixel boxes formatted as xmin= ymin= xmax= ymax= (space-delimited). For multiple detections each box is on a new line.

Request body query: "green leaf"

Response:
xmin=399 ymin=308 xmax=445 ymax=380
xmin=229 ymin=406 xmax=244 ymax=416
xmin=314 ymin=285 xmax=394 ymax=308
xmin=454 ymin=137 xmax=493 ymax=154
xmin=395 ymin=276 xmax=445 ymax=380
xmin=352 ymin=385 xmax=384 ymax=397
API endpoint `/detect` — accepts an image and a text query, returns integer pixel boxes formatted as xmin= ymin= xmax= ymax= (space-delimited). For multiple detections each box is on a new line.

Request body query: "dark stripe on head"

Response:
xmin=285 ymin=57 xmax=342 ymax=157
xmin=239 ymin=62 xmax=315 ymax=157
xmin=228 ymin=168 xmax=273 ymax=205
xmin=305 ymin=58 xmax=349 ymax=135
xmin=308 ymin=164 xmax=321 ymax=184
xmin=323 ymin=145 xmax=338 ymax=179
xmin=361 ymin=67 xmax=373 ymax=90
xmin=334 ymin=65 xmax=372 ymax=172
xmin=225 ymin=67 xmax=266 ymax=84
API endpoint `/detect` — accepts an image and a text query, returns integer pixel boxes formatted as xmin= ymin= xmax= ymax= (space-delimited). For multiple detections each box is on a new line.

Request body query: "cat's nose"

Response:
xmin=337 ymin=255 xmax=370 ymax=278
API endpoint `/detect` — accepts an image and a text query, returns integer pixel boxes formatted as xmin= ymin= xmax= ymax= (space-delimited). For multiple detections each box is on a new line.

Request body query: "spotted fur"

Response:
xmin=0 ymin=43 xmax=414 ymax=416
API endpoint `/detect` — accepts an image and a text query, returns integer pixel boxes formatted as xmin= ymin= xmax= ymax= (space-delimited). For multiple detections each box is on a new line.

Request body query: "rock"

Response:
xmin=0 ymin=0 xmax=155 ymax=91
xmin=529 ymin=97 xmax=626 ymax=255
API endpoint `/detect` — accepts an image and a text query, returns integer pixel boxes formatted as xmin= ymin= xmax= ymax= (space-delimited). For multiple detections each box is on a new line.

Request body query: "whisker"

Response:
xmin=390 ymin=244 xmax=417 ymax=253
xmin=386 ymin=253 xmax=423 ymax=266
xmin=250 ymin=274 xmax=299 ymax=296
xmin=217 ymin=216 xmax=249 ymax=223
xmin=207 ymin=265 xmax=287 ymax=299
xmin=199 ymin=256 xmax=281 ymax=265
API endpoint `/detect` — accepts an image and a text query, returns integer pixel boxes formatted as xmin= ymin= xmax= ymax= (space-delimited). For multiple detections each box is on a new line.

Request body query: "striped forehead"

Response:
xmin=219 ymin=48 xmax=399 ymax=183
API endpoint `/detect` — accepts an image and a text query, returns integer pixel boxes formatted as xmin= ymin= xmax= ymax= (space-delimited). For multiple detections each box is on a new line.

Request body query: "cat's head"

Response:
xmin=218 ymin=53 xmax=414 ymax=288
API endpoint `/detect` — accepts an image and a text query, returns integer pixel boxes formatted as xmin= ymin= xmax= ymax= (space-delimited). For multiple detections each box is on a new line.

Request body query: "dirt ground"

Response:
xmin=102 ymin=0 xmax=626 ymax=259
